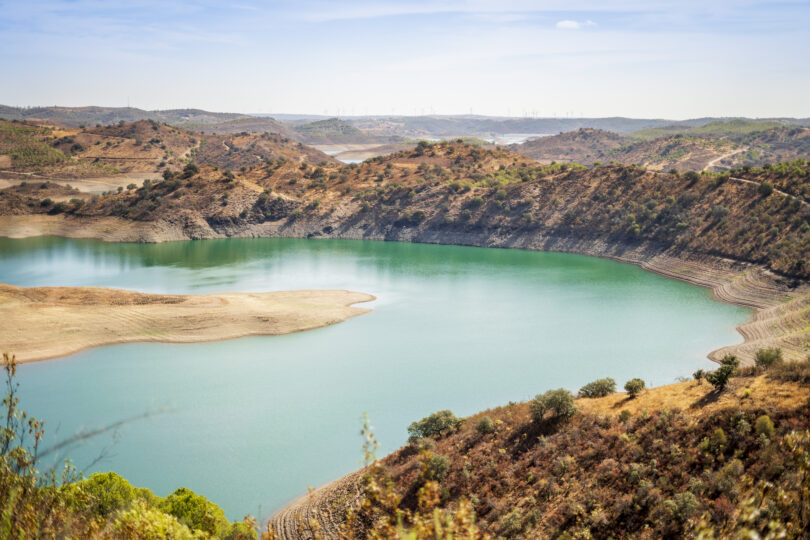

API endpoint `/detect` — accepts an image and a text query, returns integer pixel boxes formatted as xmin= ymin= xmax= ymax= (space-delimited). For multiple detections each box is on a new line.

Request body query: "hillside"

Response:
xmin=0 ymin=119 xmax=334 ymax=184
xmin=291 ymin=118 xmax=393 ymax=145
xmin=508 ymin=128 xmax=632 ymax=165
xmin=1 ymin=141 xmax=808 ymax=364
xmin=272 ymin=361 xmax=810 ymax=538
xmin=512 ymin=124 xmax=810 ymax=172
xmin=0 ymin=105 xmax=246 ymax=128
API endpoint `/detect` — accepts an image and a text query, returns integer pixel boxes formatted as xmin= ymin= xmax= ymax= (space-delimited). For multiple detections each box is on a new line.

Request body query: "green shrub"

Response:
xmin=66 ymin=472 xmax=157 ymax=518
xmin=705 ymin=355 xmax=738 ymax=391
xmin=530 ymin=389 xmax=577 ymax=422
xmin=624 ymin=378 xmax=645 ymax=398
xmin=754 ymin=415 xmax=775 ymax=437
xmin=407 ymin=410 xmax=463 ymax=442
xmin=468 ymin=196 xmax=484 ymax=208
xmin=475 ymin=416 xmax=495 ymax=435
xmin=424 ymin=452 xmax=451 ymax=482
xmin=111 ymin=500 xmax=196 ymax=539
xmin=159 ymin=487 xmax=230 ymax=537
xmin=758 ymin=182 xmax=774 ymax=197
xmin=578 ymin=377 xmax=616 ymax=398
xmin=754 ymin=347 xmax=783 ymax=368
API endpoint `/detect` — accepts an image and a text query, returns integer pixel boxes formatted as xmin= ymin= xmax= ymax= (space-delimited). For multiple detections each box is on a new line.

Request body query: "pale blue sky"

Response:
xmin=1 ymin=1 xmax=808 ymax=118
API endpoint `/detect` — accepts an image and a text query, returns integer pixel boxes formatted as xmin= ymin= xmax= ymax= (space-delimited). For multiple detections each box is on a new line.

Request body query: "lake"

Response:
xmin=0 ymin=236 xmax=748 ymax=520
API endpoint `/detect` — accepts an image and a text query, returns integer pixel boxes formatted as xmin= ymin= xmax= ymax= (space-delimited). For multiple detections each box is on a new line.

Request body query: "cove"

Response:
xmin=0 ymin=237 xmax=748 ymax=520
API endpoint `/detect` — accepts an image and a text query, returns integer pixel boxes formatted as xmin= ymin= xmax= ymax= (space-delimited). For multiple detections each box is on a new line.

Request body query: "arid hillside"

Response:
xmin=1 ymin=140 xmax=808 ymax=279
xmin=512 ymin=123 xmax=810 ymax=172
xmin=0 ymin=119 xmax=334 ymax=183
xmin=509 ymin=128 xmax=632 ymax=165
xmin=275 ymin=361 xmax=810 ymax=539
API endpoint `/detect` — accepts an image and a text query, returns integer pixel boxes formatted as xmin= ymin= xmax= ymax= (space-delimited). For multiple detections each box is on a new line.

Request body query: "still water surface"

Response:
xmin=0 ymin=237 xmax=748 ymax=519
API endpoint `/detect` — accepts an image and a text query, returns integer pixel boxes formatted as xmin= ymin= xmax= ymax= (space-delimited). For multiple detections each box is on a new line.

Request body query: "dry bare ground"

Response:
xmin=0 ymin=284 xmax=374 ymax=362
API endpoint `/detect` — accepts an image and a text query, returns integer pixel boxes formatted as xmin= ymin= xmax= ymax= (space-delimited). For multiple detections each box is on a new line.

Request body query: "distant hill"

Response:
xmin=291 ymin=118 xmax=393 ymax=145
xmin=0 ymin=119 xmax=333 ymax=180
xmin=631 ymin=119 xmax=789 ymax=141
xmin=512 ymin=123 xmax=810 ymax=171
xmin=509 ymin=128 xmax=632 ymax=165
xmin=0 ymin=105 xmax=245 ymax=128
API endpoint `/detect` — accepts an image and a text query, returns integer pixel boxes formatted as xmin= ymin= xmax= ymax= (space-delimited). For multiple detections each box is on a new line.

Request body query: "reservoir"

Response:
xmin=0 ymin=237 xmax=748 ymax=520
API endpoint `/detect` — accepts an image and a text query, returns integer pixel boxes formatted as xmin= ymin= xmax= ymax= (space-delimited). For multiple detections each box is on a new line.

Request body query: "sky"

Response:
xmin=1 ymin=0 xmax=809 ymax=119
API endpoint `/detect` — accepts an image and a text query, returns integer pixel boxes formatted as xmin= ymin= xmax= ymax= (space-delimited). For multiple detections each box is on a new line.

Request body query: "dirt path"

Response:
xmin=0 ymin=284 xmax=374 ymax=363
xmin=703 ymin=148 xmax=745 ymax=171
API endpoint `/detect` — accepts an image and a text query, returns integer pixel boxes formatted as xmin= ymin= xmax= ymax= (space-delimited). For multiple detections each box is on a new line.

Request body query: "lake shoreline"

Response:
xmin=0 ymin=283 xmax=375 ymax=363
xmin=0 ymin=213 xmax=807 ymax=365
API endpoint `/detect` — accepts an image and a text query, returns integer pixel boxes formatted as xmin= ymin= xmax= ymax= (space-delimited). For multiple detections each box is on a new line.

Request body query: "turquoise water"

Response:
xmin=0 ymin=237 xmax=748 ymax=520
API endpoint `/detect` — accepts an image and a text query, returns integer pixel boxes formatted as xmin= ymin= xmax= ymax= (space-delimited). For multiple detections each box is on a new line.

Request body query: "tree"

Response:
xmin=578 ymin=378 xmax=616 ymax=398
xmin=624 ymin=378 xmax=645 ymax=398
xmin=530 ymin=389 xmax=577 ymax=422
xmin=407 ymin=410 xmax=462 ymax=442
xmin=705 ymin=354 xmax=738 ymax=391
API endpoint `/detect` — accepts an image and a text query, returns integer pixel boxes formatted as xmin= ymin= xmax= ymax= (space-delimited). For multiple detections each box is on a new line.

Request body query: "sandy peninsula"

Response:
xmin=0 ymin=283 xmax=374 ymax=363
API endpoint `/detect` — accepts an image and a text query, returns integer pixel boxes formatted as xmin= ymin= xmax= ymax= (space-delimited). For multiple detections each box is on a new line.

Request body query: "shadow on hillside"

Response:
xmin=507 ymin=417 xmax=569 ymax=455
xmin=690 ymin=389 xmax=723 ymax=409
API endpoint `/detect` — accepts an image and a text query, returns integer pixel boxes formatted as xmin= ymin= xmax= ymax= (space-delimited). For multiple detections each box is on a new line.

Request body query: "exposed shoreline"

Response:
xmin=0 ymin=213 xmax=807 ymax=366
xmin=0 ymin=283 xmax=375 ymax=363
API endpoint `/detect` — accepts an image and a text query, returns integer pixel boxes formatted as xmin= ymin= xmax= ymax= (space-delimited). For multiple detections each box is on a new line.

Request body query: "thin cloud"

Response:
xmin=556 ymin=19 xmax=597 ymax=30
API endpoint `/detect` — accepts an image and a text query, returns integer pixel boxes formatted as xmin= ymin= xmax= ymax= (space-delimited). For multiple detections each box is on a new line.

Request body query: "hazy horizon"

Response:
xmin=2 ymin=1 xmax=809 ymax=119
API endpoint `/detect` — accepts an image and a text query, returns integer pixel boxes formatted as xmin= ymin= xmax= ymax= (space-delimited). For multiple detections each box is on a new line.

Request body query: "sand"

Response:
xmin=0 ymin=283 xmax=374 ymax=363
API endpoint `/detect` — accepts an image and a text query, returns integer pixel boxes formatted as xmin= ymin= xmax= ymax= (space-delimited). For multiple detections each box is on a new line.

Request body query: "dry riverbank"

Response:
xmin=0 ymin=283 xmax=374 ymax=363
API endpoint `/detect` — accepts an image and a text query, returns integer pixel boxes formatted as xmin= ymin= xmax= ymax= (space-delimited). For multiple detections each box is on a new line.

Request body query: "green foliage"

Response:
xmin=754 ymin=347 xmax=783 ymax=368
xmin=65 ymin=472 xmax=158 ymax=518
xmin=408 ymin=410 xmax=463 ymax=442
xmin=624 ymin=378 xmax=645 ymax=397
xmin=475 ymin=416 xmax=495 ymax=435
xmin=578 ymin=378 xmax=616 ymax=398
xmin=705 ymin=355 xmax=738 ymax=391
xmin=754 ymin=415 xmax=775 ymax=438
xmin=182 ymin=163 xmax=199 ymax=179
xmin=159 ymin=487 xmax=230 ymax=537
xmin=757 ymin=181 xmax=774 ymax=197
xmin=530 ymin=389 xmax=577 ymax=422
xmin=111 ymin=500 xmax=198 ymax=539
xmin=423 ymin=452 xmax=451 ymax=482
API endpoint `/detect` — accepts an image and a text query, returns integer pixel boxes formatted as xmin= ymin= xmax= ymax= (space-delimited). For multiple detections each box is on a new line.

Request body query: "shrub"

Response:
xmin=624 ymin=378 xmax=645 ymax=398
xmin=111 ymin=500 xmax=196 ymax=539
xmin=475 ymin=416 xmax=495 ymax=435
xmin=693 ymin=369 xmax=705 ymax=381
xmin=181 ymin=163 xmax=198 ymax=179
xmin=754 ymin=347 xmax=783 ymax=368
xmin=424 ymin=452 xmax=451 ymax=481
xmin=407 ymin=410 xmax=463 ymax=442
xmin=754 ymin=415 xmax=775 ymax=437
xmin=705 ymin=355 xmax=738 ymax=391
xmin=159 ymin=487 xmax=230 ymax=537
xmin=758 ymin=182 xmax=774 ymax=197
xmin=468 ymin=196 xmax=484 ymax=208
xmin=530 ymin=389 xmax=577 ymax=422
xmin=67 ymin=472 xmax=157 ymax=518
xmin=578 ymin=377 xmax=616 ymax=398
